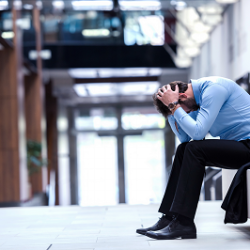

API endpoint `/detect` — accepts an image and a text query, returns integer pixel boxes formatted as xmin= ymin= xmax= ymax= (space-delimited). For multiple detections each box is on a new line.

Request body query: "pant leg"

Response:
xmin=159 ymin=139 xmax=250 ymax=219
xmin=158 ymin=142 xmax=188 ymax=215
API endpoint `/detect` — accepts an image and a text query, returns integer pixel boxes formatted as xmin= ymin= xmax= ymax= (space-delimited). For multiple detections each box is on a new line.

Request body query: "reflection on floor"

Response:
xmin=0 ymin=201 xmax=249 ymax=250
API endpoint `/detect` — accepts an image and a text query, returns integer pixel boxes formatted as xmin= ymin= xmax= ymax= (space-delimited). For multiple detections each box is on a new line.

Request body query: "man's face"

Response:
xmin=179 ymin=97 xmax=199 ymax=114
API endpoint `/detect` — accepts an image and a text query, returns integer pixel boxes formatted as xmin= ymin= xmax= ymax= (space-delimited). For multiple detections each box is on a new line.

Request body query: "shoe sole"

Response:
xmin=145 ymin=232 xmax=197 ymax=240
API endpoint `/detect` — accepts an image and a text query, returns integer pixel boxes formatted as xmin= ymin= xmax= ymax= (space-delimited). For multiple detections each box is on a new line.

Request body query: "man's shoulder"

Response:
xmin=197 ymin=76 xmax=234 ymax=91
xmin=197 ymin=76 xmax=235 ymax=85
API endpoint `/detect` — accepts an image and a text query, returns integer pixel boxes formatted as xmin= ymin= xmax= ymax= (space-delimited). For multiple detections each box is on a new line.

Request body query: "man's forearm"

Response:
xmin=168 ymin=115 xmax=191 ymax=143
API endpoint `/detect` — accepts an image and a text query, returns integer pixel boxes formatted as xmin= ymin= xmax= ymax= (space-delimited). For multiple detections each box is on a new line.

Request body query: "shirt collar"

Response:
xmin=189 ymin=79 xmax=200 ymax=105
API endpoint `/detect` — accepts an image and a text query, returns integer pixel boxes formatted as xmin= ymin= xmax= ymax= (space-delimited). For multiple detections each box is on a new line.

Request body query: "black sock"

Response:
xmin=163 ymin=213 xmax=174 ymax=220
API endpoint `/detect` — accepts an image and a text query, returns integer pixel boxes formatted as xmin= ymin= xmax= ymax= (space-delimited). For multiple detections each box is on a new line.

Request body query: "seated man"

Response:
xmin=136 ymin=76 xmax=250 ymax=240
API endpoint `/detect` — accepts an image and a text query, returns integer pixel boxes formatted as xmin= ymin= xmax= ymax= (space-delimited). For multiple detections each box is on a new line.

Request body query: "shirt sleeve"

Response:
xmin=173 ymin=84 xmax=228 ymax=140
xmin=168 ymin=114 xmax=193 ymax=143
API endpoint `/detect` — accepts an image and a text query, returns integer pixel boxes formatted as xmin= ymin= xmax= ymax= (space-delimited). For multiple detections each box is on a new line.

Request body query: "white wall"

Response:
xmin=189 ymin=0 xmax=250 ymax=81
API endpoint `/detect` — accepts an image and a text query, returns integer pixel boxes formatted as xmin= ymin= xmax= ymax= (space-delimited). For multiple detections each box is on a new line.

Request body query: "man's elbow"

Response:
xmin=179 ymin=136 xmax=191 ymax=143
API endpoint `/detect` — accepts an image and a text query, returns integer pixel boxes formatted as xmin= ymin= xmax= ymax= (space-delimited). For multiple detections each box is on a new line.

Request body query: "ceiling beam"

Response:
xmin=0 ymin=36 xmax=13 ymax=49
xmin=74 ymin=76 xmax=158 ymax=84
xmin=23 ymin=58 xmax=37 ymax=75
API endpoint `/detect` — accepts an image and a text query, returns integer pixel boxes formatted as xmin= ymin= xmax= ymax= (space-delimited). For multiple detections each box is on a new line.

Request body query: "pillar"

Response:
xmin=24 ymin=7 xmax=47 ymax=194
xmin=0 ymin=8 xmax=29 ymax=203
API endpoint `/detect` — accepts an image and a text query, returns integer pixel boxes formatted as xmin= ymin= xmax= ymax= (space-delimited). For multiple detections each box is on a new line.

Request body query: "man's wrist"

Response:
xmin=167 ymin=101 xmax=179 ymax=111
xmin=171 ymin=104 xmax=181 ymax=115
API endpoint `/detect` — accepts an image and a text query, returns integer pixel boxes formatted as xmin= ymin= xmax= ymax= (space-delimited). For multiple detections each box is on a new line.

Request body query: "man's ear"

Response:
xmin=179 ymin=93 xmax=187 ymax=101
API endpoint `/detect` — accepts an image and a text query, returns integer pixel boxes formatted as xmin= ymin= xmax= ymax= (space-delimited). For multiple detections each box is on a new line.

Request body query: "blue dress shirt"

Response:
xmin=168 ymin=76 xmax=250 ymax=143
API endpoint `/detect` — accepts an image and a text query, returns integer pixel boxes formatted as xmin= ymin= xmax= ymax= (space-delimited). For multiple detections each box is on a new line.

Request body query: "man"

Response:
xmin=136 ymin=76 xmax=250 ymax=240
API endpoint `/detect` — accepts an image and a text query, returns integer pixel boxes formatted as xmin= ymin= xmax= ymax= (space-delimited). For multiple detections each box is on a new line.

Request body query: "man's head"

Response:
xmin=152 ymin=81 xmax=199 ymax=118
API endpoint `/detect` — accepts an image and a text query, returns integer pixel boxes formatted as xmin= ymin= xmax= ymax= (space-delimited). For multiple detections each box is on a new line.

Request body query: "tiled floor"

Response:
xmin=0 ymin=201 xmax=249 ymax=250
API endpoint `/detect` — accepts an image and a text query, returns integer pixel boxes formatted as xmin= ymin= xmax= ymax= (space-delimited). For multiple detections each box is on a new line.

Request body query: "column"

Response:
xmin=68 ymin=108 xmax=78 ymax=205
xmin=0 ymin=8 xmax=29 ymax=203
xmin=24 ymin=7 xmax=47 ymax=194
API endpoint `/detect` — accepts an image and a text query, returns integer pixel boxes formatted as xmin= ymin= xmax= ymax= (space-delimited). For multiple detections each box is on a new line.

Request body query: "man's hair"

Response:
xmin=152 ymin=81 xmax=188 ymax=118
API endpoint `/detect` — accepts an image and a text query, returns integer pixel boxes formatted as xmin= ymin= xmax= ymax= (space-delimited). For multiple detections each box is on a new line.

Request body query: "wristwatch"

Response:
xmin=167 ymin=101 xmax=179 ymax=111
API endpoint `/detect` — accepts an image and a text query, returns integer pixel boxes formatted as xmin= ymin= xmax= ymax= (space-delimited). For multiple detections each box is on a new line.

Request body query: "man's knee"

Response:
xmin=176 ymin=142 xmax=189 ymax=155
xmin=185 ymin=141 xmax=204 ymax=155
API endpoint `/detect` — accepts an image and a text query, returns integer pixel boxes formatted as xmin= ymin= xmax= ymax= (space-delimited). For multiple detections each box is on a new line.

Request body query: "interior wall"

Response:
xmin=189 ymin=0 xmax=250 ymax=81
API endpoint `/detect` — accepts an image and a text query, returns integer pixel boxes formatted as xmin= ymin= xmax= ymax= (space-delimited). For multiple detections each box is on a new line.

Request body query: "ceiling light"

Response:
xmin=178 ymin=37 xmax=199 ymax=47
xmin=28 ymin=50 xmax=52 ymax=60
xmin=72 ymin=1 xmax=113 ymax=11
xmin=16 ymin=18 xmax=31 ymax=30
xmin=148 ymin=68 xmax=162 ymax=76
xmin=201 ymin=14 xmax=222 ymax=26
xmin=36 ymin=1 xmax=43 ymax=9
xmin=182 ymin=46 xmax=200 ymax=57
xmin=99 ymin=68 xmax=148 ymax=77
xmin=86 ymin=11 xmax=98 ymax=19
xmin=69 ymin=69 xmax=97 ymax=78
xmin=40 ymin=50 xmax=52 ymax=60
xmin=69 ymin=68 xmax=162 ymax=79
xmin=1 ymin=31 xmax=14 ymax=39
xmin=215 ymin=0 xmax=239 ymax=4
xmin=73 ymin=85 xmax=88 ymax=97
xmin=74 ymin=82 xmax=159 ymax=97
xmin=177 ymin=47 xmax=187 ymax=58
xmin=177 ymin=7 xmax=200 ymax=27
xmin=86 ymin=83 xmax=117 ymax=96
xmin=188 ymin=21 xmax=212 ymax=33
xmin=198 ymin=4 xmax=223 ymax=14
xmin=170 ymin=1 xmax=187 ymax=11
xmin=174 ymin=56 xmax=192 ymax=68
xmin=52 ymin=1 xmax=64 ymax=9
xmin=0 ymin=1 xmax=8 ymax=10
xmin=119 ymin=0 xmax=161 ymax=11
xmin=82 ymin=29 xmax=110 ymax=37
xmin=190 ymin=32 xmax=210 ymax=44
xmin=120 ymin=82 xmax=159 ymax=95
xmin=13 ymin=0 xmax=22 ymax=10
xmin=23 ymin=4 xmax=33 ymax=10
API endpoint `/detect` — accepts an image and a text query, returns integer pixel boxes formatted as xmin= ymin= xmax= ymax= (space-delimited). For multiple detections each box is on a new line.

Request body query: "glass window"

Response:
xmin=77 ymin=133 xmax=118 ymax=206
xmin=122 ymin=107 xmax=165 ymax=130
xmin=75 ymin=108 xmax=118 ymax=130
xmin=124 ymin=130 xmax=166 ymax=204
xmin=124 ymin=12 xmax=164 ymax=46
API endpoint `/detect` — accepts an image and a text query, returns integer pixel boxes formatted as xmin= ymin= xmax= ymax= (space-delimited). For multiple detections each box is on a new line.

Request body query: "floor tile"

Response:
xmin=0 ymin=202 xmax=249 ymax=250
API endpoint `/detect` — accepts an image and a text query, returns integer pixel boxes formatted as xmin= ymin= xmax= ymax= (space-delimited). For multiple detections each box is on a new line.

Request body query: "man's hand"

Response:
xmin=157 ymin=84 xmax=179 ymax=106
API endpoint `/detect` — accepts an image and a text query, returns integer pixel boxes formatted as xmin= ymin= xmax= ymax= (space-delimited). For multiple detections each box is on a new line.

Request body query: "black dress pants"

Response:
xmin=158 ymin=139 xmax=250 ymax=219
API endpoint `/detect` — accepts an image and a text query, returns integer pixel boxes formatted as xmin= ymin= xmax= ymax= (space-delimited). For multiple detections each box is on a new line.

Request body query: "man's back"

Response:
xmin=191 ymin=76 xmax=250 ymax=141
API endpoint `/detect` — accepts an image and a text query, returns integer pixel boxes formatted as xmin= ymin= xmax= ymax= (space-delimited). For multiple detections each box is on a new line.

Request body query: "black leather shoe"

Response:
xmin=145 ymin=216 xmax=196 ymax=240
xmin=136 ymin=215 xmax=172 ymax=235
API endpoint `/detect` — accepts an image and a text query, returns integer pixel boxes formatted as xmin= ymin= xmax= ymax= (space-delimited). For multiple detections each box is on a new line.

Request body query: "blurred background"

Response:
xmin=0 ymin=0 xmax=248 ymax=207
